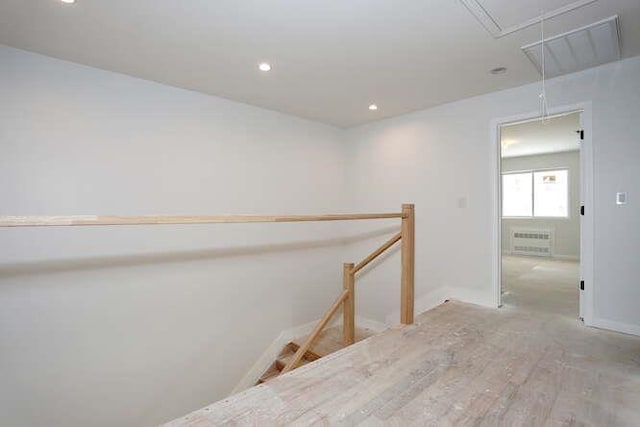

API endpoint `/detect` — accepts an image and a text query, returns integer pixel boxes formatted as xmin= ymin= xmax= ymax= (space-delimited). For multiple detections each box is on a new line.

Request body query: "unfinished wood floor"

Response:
xmin=502 ymin=255 xmax=580 ymax=317
xmin=164 ymin=299 xmax=640 ymax=426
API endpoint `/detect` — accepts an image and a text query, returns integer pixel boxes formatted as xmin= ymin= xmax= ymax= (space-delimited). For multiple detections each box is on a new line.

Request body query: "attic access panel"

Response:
xmin=481 ymin=0 xmax=584 ymax=29
xmin=521 ymin=16 xmax=621 ymax=78
xmin=460 ymin=0 xmax=597 ymax=38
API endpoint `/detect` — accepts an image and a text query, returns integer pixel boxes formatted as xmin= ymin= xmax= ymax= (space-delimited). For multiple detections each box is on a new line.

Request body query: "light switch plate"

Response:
xmin=616 ymin=192 xmax=627 ymax=205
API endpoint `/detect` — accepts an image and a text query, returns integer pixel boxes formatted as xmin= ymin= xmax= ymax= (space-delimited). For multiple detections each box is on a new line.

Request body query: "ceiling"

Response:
xmin=1 ymin=0 xmax=639 ymax=128
xmin=501 ymin=112 xmax=581 ymax=158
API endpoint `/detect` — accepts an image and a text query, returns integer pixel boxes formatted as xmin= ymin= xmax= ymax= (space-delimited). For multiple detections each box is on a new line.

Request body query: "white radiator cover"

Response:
xmin=510 ymin=228 xmax=553 ymax=257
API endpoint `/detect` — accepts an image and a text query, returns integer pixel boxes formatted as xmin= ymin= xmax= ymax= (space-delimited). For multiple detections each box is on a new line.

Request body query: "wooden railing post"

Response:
xmin=343 ymin=263 xmax=355 ymax=345
xmin=400 ymin=204 xmax=415 ymax=324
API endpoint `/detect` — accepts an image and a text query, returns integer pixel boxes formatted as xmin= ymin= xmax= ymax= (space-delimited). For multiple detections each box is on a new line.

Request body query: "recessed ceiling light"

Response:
xmin=490 ymin=67 xmax=507 ymax=75
xmin=60 ymin=0 xmax=75 ymax=3
xmin=258 ymin=63 xmax=272 ymax=72
xmin=368 ymin=104 xmax=378 ymax=111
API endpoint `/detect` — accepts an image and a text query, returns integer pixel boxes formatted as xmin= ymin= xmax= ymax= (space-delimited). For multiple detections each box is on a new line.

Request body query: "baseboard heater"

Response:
xmin=510 ymin=228 xmax=553 ymax=257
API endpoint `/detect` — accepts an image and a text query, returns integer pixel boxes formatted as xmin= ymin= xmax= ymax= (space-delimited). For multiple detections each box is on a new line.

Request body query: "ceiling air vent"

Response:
xmin=521 ymin=16 xmax=621 ymax=78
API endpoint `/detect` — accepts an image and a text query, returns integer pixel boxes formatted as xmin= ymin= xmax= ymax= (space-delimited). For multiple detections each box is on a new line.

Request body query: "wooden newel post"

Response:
xmin=343 ymin=263 xmax=355 ymax=345
xmin=400 ymin=204 xmax=415 ymax=324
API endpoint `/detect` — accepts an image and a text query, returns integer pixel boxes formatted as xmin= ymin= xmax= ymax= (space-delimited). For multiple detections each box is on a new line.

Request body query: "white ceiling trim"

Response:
xmin=500 ymin=110 xmax=581 ymax=128
xmin=460 ymin=0 xmax=598 ymax=38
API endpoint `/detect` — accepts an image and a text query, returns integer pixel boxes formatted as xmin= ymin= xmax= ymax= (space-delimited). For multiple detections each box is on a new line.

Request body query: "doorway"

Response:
xmin=498 ymin=111 xmax=583 ymax=319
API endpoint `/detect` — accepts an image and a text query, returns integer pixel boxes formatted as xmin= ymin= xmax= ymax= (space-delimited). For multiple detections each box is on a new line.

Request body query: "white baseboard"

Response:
xmin=502 ymin=251 xmax=580 ymax=261
xmin=552 ymin=254 xmax=580 ymax=261
xmin=451 ymin=286 xmax=497 ymax=308
xmin=384 ymin=286 xmax=450 ymax=326
xmin=355 ymin=315 xmax=387 ymax=333
xmin=402 ymin=286 xmax=639 ymax=338
xmin=384 ymin=285 xmax=497 ymax=326
xmin=590 ymin=317 xmax=640 ymax=337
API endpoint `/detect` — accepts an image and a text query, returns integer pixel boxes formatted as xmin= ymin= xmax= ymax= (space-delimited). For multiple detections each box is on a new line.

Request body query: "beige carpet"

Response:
xmin=502 ymin=255 xmax=579 ymax=318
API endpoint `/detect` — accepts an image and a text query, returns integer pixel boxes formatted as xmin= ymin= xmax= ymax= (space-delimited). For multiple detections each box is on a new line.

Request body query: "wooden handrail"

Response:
xmin=352 ymin=232 xmax=402 ymax=274
xmin=279 ymin=204 xmax=413 ymax=375
xmin=281 ymin=289 xmax=349 ymax=374
xmin=1 ymin=204 xmax=415 ymax=379
xmin=0 ymin=213 xmax=404 ymax=228
xmin=341 ymin=231 xmax=403 ymax=345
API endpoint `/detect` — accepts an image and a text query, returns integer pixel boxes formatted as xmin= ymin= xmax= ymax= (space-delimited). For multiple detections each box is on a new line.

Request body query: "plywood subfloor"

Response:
xmin=164 ymin=300 xmax=640 ymax=426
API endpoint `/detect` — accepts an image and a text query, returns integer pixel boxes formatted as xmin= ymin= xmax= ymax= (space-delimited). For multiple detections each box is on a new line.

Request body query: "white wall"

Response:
xmin=3 ymin=43 xmax=640 ymax=427
xmin=0 ymin=46 xmax=349 ymax=426
xmin=345 ymin=55 xmax=640 ymax=334
xmin=502 ymin=151 xmax=581 ymax=259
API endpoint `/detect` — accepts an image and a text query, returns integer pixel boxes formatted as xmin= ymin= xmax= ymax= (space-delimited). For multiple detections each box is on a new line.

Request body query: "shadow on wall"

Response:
xmin=355 ymin=245 xmax=401 ymax=280
xmin=0 ymin=226 xmax=400 ymax=279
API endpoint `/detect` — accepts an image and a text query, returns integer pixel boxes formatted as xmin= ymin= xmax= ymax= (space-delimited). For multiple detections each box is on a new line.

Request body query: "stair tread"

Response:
xmin=276 ymin=353 xmax=312 ymax=370
xmin=287 ymin=342 xmax=322 ymax=360
xmin=256 ymin=326 xmax=378 ymax=386
xmin=292 ymin=326 xmax=376 ymax=357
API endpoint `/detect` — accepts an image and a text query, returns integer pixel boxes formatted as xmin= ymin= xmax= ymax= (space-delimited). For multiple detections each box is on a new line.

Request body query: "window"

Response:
xmin=533 ymin=170 xmax=569 ymax=217
xmin=502 ymin=169 xmax=569 ymax=218
xmin=502 ymin=172 xmax=532 ymax=217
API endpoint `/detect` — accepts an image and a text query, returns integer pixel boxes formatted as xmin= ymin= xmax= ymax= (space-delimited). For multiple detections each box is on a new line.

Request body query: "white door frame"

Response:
xmin=489 ymin=102 xmax=594 ymax=326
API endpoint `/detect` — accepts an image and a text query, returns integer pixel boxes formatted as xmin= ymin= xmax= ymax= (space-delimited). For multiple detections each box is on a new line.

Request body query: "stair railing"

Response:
xmin=280 ymin=204 xmax=414 ymax=374
xmin=0 ymin=204 xmax=415 ymax=376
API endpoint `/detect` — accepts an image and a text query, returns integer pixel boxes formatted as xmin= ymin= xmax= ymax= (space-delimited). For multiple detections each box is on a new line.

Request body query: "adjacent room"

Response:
xmin=1 ymin=1 xmax=639 ymax=426
xmin=500 ymin=112 xmax=581 ymax=318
